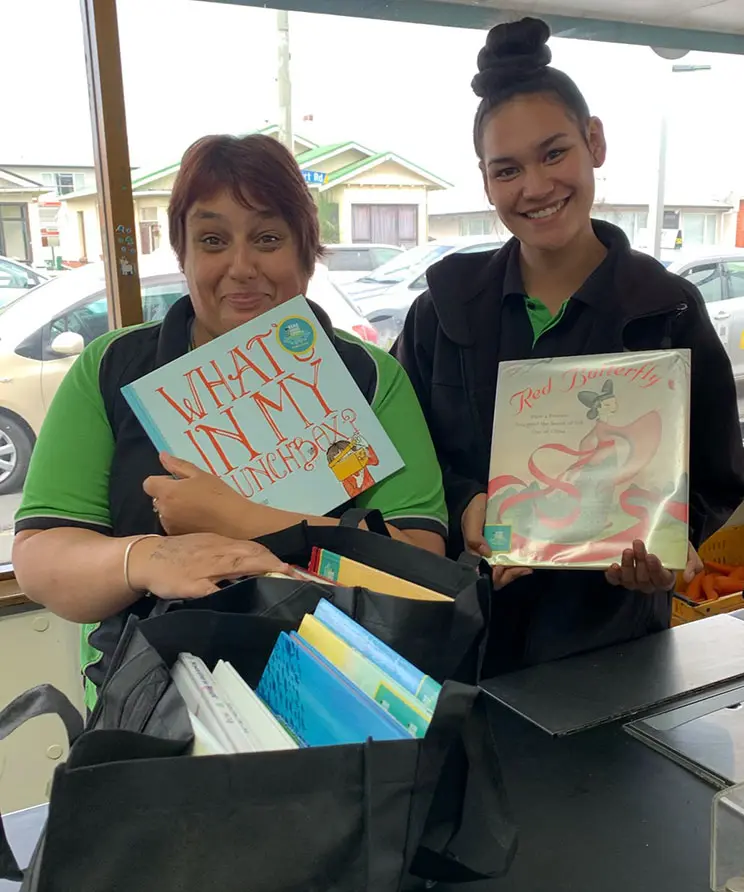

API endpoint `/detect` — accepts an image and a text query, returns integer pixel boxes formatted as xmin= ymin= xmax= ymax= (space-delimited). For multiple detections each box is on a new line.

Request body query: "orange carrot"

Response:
xmin=702 ymin=574 xmax=719 ymax=601
xmin=685 ymin=573 xmax=705 ymax=603
xmin=712 ymin=576 xmax=744 ymax=596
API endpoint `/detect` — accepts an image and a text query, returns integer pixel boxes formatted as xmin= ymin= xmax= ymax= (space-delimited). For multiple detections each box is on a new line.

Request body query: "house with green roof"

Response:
xmin=57 ymin=125 xmax=450 ymax=263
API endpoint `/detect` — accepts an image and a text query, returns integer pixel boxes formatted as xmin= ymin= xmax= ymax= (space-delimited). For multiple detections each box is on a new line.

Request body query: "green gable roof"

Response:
xmin=325 ymin=152 xmax=451 ymax=189
xmin=295 ymin=142 xmax=351 ymax=166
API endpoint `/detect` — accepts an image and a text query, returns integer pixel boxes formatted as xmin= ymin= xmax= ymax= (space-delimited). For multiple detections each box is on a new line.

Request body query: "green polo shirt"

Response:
xmin=523 ymin=296 xmax=569 ymax=344
xmin=15 ymin=296 xmax=449 ymax=711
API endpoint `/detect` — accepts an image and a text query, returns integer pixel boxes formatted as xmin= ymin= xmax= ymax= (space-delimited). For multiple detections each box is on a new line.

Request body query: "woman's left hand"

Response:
xmin=605 ymin=540 xmax=703 ymax=594
xmin=143 ymin=452 xmax=256 ymax=538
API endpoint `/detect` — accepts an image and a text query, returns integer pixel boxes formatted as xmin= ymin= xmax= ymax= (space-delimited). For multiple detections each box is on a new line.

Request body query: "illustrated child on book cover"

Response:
xmin=326 ymin=434 xmax=380 ymax=499
xmin=484 ymin=350 xmax=690 ymax=569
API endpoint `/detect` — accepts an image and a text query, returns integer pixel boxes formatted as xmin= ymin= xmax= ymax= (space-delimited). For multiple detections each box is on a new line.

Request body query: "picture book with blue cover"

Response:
xmin=313 ymin=599 xmax=442 ymax=712
xmin=121 ymin=295 xmax=403 ymax=516
xmin=255 ymin=630 xmax=411 ymax=747
xmin=297 ymin=614 xmax=432 ymax=738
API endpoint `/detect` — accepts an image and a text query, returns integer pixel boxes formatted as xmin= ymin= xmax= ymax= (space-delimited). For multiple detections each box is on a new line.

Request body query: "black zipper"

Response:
xmin=620 ymin=302 xmax=688 ymax=349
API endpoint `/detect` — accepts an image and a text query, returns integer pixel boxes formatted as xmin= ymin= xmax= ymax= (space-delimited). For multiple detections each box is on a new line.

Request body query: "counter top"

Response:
xmin=438 ymin=697 xmax=715 ymax=892
xmin=0 ymin=578 xmax=29 ymax=610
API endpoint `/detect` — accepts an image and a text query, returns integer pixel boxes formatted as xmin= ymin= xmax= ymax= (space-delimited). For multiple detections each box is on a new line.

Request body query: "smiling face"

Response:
xmin=183 ymin=189 xmax=309 ymax=344
xmin=480 ymin=93 xmax=606 ymax=252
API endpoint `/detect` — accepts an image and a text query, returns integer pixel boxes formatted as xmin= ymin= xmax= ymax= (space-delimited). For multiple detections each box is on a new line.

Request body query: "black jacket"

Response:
xmin=393 ymin=222 xmax=744 ymax=673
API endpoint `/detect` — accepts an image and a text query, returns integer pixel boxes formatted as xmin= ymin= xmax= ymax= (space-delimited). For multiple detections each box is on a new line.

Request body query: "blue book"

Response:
xmin=121 ymin=295 xmax=403 ymax=516
xmin=256 ymin=631 xmax=410 ymax=747
xmin=313 ymin=600 xmax=441 ymax=712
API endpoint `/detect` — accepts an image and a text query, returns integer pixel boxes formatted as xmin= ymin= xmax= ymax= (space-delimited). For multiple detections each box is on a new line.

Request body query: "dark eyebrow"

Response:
xmin=487 ymin=132 xmax=570 ymax=167
xmin=189 ymin=207 xmax=278 ymax=221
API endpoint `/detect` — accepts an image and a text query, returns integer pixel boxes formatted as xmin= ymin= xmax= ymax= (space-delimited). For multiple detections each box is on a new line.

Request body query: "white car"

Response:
xmin=0 ymin=253 xmax=378 ymax=493
xmin=343 ymin=237 xmax=506 ymax=347
xmin=322 ymin=243 xmax=404 ymax=287
xmin=0 ymin=255 xmax=49 ymax=308
xmin=668 ymin=249 xmax=744 ymax=423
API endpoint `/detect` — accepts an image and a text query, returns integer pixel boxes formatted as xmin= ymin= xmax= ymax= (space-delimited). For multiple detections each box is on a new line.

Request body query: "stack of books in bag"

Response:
xmin=272 ymin=546 xmax=454 ymax=603
xmin=173 ymin=599 xmax=442 ymax=755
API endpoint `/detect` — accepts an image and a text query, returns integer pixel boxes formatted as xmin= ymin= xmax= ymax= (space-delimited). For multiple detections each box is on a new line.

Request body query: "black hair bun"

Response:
xmin=472 ymin=17 xmax=552 ymax=98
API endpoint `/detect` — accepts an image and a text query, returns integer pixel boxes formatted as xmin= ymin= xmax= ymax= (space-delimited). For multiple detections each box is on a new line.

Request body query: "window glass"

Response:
xmin=3 ymin=0 xmax=741 ymax=576
xmin=725 ymin=262 xmax=744 ymax=299
xmin=459 ymin=216 xmax=494 ymax=237
xmin=324 ymin=249 xmax=372 ymax=272
xmin=681 ymin=263 xmax=723 ymax=303
xmin=458 ymin=241 xmax=504 ymax=255
xmin=50 ymin=294 xmax=109 ymax=344
xmin=0 ymin=259 xmax=36 ymax=290
xmin=0 ymin=0 xmax=97 ymax=567
xmin=141 ymin=279 xmax=187 ymax=321
xmin=55 ymin=174 xmax=76 ymax=195
xmin=371 ymin=247 xmax=402 ymax=267
xmin=356 ymin=244 xmax=451 ymax=285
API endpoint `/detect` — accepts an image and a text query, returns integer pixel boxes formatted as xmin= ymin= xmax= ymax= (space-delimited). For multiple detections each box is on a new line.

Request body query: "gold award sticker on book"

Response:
xmin=483 ymin=349 xmax=691 ymax=571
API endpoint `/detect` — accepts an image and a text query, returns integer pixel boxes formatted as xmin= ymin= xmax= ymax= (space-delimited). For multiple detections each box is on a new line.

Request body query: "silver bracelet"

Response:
xmin=124 ymin=534 xmax=160 ymax=595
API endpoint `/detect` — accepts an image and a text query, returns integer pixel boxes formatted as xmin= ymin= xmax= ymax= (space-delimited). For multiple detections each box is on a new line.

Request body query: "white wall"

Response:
xmin=338 ymin=184 xmax=429 ymax=245
xmin=0 ymin=607 xmax=84 ymax=813
xmin=59 ymin=198 xmax=102 ymax=263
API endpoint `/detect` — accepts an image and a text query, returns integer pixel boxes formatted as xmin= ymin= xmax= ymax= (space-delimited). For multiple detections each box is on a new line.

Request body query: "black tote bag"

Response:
xmin=0 ymin=610 xmax=516 ymax=892
xmin=158 ymin=508 xmax=493 ymax=685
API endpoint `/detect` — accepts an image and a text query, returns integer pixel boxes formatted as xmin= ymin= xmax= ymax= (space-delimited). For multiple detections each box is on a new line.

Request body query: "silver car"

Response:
xmin=344 ymin=237 xmax=506 ymax=348
xmin=668 ymin=249 xmax=744 ymax=420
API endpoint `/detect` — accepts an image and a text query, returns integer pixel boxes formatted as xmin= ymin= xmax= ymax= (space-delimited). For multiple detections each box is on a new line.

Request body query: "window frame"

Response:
xmin=2 ymin=0 xmax=742 ymax=596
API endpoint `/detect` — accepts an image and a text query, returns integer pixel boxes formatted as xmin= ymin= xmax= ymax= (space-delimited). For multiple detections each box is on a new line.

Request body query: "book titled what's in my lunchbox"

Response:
xmin=122 ymin=296 xmax=403 ymax=516
xmin=484 ymin=349 xmax=691 ymax=571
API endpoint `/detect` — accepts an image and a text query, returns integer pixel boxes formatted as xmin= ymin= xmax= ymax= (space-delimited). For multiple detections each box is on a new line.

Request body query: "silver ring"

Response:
xmin=152 ymin=497 xmax=159 ymax=514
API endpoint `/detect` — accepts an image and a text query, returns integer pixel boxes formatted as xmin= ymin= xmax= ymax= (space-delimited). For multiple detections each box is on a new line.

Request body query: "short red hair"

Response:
xmin=168 ymin=133 xmax=322 ymax=274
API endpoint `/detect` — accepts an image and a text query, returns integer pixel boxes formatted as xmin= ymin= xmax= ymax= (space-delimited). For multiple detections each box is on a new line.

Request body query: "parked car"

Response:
xmin=0 ymin=256 xmax=49 ymax=309
xmin=0 ymin=254 xmax=378 ymax=494
xmin=344 ymin=237 xmax=507 ymax=348
xmin=667 ymin=249 xmax=744 ymax=422
xmin=322 ymin=243 xmax=404 ymax=287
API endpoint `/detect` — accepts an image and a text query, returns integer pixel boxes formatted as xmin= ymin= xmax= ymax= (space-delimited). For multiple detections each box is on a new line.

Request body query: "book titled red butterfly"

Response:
xmin=484 ymin=349 xmax=691 ymax=571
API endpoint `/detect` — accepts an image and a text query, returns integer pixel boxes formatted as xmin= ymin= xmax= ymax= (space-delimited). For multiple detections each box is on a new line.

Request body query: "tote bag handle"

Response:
xmin=0 ymin=685 xmax=84 ymax=882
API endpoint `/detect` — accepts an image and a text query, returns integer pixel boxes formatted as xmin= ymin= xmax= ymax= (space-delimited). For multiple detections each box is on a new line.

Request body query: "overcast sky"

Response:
xmin=3 ymin=0 xmax=744 ymax=208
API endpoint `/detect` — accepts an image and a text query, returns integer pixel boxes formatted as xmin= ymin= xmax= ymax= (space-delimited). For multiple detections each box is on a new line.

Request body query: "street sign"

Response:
xmin=302 ymin=169 xmax=328 ymax=186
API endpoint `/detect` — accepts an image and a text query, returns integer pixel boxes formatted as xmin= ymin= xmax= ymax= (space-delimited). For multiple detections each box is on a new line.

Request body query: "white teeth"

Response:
xmin=525 ymin=199 xmax=567 ymax=219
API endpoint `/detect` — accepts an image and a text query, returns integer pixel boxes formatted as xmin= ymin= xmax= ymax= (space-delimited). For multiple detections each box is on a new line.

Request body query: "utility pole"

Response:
xmin=648 ymin=111 xmax=668 ymax=262
xmin=276 ymin=10 xmax=293 ymax=151
xmin=647 ymin=56 xmax=711 ymax=260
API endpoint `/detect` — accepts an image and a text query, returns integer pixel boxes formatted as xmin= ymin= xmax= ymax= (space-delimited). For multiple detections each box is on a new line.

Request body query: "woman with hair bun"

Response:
xmin=393 ymin=17 xmax=744 ymax=672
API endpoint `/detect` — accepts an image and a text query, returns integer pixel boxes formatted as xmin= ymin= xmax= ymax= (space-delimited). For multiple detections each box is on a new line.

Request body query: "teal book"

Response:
xmin=121 ymin=295 xmax=403 ymax=516
xmin=297 ymin=613 xmax=431 ymax=738
xmin=313 ymin=600 xmax=441 ymax=712
xmin=255 ymin=631 xmax=410 ymax=747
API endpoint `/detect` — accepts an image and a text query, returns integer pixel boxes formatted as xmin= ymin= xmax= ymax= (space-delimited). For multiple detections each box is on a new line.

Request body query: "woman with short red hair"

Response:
xmin=13 ymin=134 xmax=447 ymax=711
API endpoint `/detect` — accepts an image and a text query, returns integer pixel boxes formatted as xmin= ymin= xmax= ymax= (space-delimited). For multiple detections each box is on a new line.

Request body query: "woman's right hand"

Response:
xmin=127 ymin=533 xmax=293 ymax=599
xmin=462 ymin=493 xmax=533 ymax=591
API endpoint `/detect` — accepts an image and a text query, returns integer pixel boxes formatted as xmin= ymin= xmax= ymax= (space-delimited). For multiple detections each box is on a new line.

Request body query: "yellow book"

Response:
xmin=313 ymin=549 xmax=452 ymax=602
xmin=297 ymin=614 xmax=431 ymax=738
